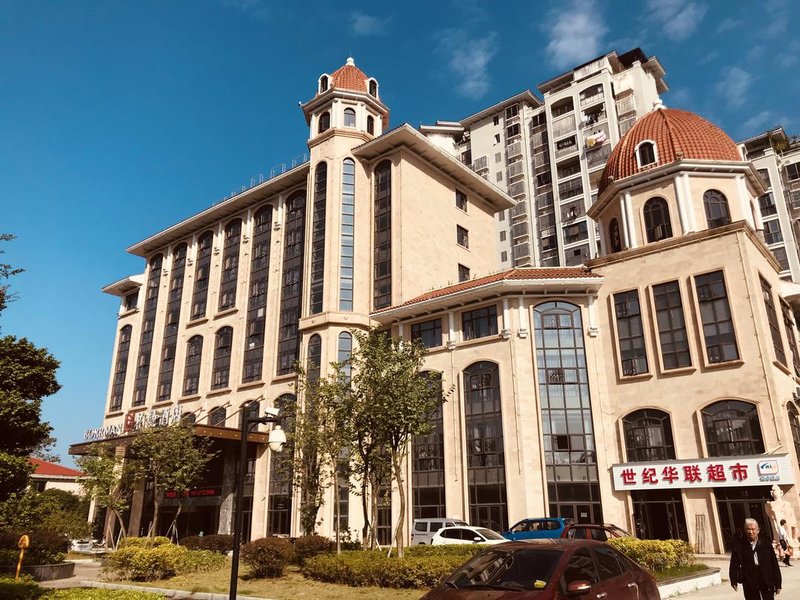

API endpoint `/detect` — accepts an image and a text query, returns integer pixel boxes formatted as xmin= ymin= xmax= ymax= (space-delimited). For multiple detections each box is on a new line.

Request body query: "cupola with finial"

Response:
xmin=300 ymin=57 xmax=389 ymax=143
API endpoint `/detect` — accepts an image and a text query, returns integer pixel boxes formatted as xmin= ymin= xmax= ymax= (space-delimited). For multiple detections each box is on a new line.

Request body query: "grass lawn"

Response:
xmin=118 ymin=563 xmax=426 ymax=600
xmin=654 ymin=563 xmax=711 ymax=582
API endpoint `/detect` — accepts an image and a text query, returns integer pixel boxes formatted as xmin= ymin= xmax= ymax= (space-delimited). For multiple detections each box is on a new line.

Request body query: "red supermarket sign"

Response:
xmin=165 ymin=488 xmax=220 ymax=499
xmin=611 ymin=454 xmax=794 ymax=491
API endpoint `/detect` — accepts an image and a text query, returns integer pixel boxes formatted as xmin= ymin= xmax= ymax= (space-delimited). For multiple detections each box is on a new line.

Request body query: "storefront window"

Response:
xmin=701 ymin=400 xmax=764 ymax=457
xmin=623 ymin=409 xmax=675 ymax=462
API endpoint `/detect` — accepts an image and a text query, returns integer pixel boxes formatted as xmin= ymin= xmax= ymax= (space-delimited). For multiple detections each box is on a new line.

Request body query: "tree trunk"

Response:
xmin=391 ymin=449 xmax=406 ymax=558
xmin=360 ymin=476 xmax=370 ymax=549
xmin=332 ymin=469 xmax=341 ymax=554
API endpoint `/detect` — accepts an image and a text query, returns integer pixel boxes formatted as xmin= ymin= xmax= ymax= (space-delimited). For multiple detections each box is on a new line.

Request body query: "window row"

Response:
xmin=411 ymin=304 xmax=499 ymax=349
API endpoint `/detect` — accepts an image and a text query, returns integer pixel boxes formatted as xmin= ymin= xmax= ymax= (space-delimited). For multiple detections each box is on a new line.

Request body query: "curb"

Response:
xmin=81 ymin=581 xmax=276 ymax=599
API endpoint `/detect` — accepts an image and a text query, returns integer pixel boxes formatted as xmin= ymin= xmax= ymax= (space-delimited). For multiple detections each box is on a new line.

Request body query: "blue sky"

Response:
xmin=1 ymin=0 xmax=798 ymax=464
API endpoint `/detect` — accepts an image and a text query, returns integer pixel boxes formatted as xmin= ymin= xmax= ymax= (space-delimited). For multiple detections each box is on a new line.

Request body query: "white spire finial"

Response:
xmin=346 ymin=56 xmax=355 ymax=66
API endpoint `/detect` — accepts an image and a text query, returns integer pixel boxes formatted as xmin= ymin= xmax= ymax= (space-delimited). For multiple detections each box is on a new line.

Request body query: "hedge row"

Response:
xmin=302 ymin=545 xmax=485 ymax=589
xmin=178 ymin=534 xmax=234 ymax=555
xmin=105 ymin=542 xmax=225 ymax=581
xmin=609 ymin=538 xmax=695 ymax=572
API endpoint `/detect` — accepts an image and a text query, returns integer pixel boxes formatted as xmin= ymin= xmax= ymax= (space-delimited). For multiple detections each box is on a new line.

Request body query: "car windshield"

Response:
xmin=447 ymin=548 xmax=563 ymax=590
xmin=475 ymin=528 xmax=505 ymax=540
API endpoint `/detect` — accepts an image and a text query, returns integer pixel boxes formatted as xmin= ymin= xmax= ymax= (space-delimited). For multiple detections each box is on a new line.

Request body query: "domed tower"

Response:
xmin=300 ymin=57 xmax=389 ymax=145
xmin=588 ymin=107 xmax=765 ymax=255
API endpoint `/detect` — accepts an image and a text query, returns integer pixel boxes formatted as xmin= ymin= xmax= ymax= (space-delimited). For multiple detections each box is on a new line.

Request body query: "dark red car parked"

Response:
xmin=561 ymin=523 xmax=632 ymax=542
xmin=420 ymin=539 xmax=659 ymax=600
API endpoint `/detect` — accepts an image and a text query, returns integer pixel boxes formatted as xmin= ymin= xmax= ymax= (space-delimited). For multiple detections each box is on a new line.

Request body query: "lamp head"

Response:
xmin=263 ymin=406 xmax=280 ymax=419
xmin=268 ymin=426 xmax=286 ymax=453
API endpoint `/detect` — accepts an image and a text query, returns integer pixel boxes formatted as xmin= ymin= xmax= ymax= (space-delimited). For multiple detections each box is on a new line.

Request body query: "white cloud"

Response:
xmin=436 ymin=29 xmax=497 ymax=99
xmin=763 ymin=0 xmax=790 ymax=35
xmin=350 ymin=11 xmax=390 ymax=36
xmin=646 ymin=0 xmax=708 ymax=41
xmin=776 ymin=40 xmax=800 ymax=68
xmin=697 ymin=50 xmax=718 ymax=65
xmin=742 ymin=110 xmax=774 ymax=134
xmin=544 ymin=0 xmax=608 ymax=70
xmin=716 ymin=66 xmax=753 ymax=109
xmin=667 ymin=87 xmax=692 ymax=108
xmin=715 ymin=17 xmax=741 ymax=34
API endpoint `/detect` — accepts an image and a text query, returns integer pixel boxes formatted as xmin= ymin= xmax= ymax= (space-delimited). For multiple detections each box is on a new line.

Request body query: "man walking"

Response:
xmin=778 ymin=519 xmax=792 ymax=567
xmin=730 ymin=518 xmax=782 ymax=599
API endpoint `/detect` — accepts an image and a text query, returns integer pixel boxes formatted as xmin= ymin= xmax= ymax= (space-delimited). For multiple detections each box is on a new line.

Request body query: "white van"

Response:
xmin=411 ymin=517 xmax=468 ymax=545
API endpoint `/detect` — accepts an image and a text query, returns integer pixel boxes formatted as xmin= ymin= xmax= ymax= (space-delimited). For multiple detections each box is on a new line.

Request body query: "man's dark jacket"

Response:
xmin=729 ymin=537 xmax=782 ymax=592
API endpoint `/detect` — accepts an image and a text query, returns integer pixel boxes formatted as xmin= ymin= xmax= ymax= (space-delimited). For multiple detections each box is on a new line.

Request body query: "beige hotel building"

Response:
xmin=74 ymin=58 xmax=800 ymax=554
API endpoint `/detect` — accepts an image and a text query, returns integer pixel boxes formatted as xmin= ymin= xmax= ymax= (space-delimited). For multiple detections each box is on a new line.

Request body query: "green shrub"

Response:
xmin=0 ymin=530 xmax=69 ymax=565
xmin=609 ymin=538 xmax=695 ymax=572
xmin=302 ymin=548 xmax=480 ymax=588
xmin=240 ymin=537 xmax=294 ymax=578
xmin=53 ymin=590 xmax=165 ymax=599
xmin=0 ymin=576 xmax=47 ymax=600
xmin=118 ymin=536 xmax=171 ymax=549
xmin=105 ymin=542 xmax=225 ymax=581
xmin=293 ymin=534 xmax=333 ymax=565
xmin=179 ymin=534 xmax=233 ymax=554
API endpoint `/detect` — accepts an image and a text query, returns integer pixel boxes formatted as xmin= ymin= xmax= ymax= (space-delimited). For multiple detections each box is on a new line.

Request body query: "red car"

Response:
xmin=561 ymin=523 xmax=632 ymax=542
xmin=420 ymin=539 xmax=659 ymax=599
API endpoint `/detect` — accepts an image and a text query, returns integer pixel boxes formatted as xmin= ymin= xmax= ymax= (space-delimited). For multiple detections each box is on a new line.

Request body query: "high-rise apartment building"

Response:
xmin=740 ymin=128 xmax=800 ymax=281
xmin=422 ymin=48 xmax=667 ymax=268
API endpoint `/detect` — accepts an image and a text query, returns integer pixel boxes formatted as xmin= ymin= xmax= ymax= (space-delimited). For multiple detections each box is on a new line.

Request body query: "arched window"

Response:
xmin=702 ymin=400 xmax=764 ymax=457
xmin=643 ymin=197 xmax=673 ymax=242
xmin=307 ymin=334 xmax=322 ymax=384
xmin=219 ymin=219 xmax=241 ymax=311
xmin=268 ymin=393 xmax=295 ymax=536
xmin=110 ymin=325 xmax=133 ymax=411
xmin=343 ymin=107 xmax=356 ymax=127
xmin=277 ymin=190 xmax=306 ymax=375
xmin=789 ymin=403 xmax=800 ymax=464
xmin=211 ymin=327 xmax=233 ymax=390
xmin=534 ymin=301 xmax=602 ymax=523
xmin=368 ymin=79 xmax=377 ymax=97
xmin=704 ymin=190 xmax=731 ymax=229
xmin=243 ymin=206 xmax=273 ymax=383
xmin=319 ymin=75 xmax=329 ymax=93
xmin=637 ymin=141 xmax=656 ymax=167
xmin=310 ymin=163 xmax=327 ymax=314
xmin=191 ymin=231 xmax=214 ymax=319
xmin=609 ymin=218 xmax=622 ymax=253
xmin=463 ymin=362 xmax=506 ymax=531
xmin=338 ymin=331 xmax=352 ymax=382
xmin=158 ymin=243 xmax=188 ymax=401
xmin=318 ymin=112 xmax=330 ymax=133
xmin=133 ymin=254 xmax=163 ymax=406
xmin=412 ymin=371 xmax=445 ymax=518
xmin=183 ymin=335 xmax=203 ymax=396
xmin=208 ymin=406 xmax=226 ymax=427
xmin=367 ymin=115 xmax=375 ymax=135
xmin=623 ymin=409 xmax=675 ymax=462
xmin=340 ymin=159 xmax=355 ymax=310
xmin=374 ymin=160 xmax=392 ymax=308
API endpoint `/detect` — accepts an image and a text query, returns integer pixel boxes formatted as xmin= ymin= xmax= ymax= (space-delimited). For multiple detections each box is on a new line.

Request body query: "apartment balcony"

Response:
xmin=555 ymin=137 xmax=579 ymax=160
xmin=581 ymin=109 xmax=607 ymax=129
xmin=506 ymin=113 xmax=520 ymax=127
xmin=580 ymin=91 xmax=605 ymax=108
xmin=512 ymin=242 xmax=532 ymax=263
xmin=532 ymin=131 xmax=549 ymax=148
xmin=563 ymin=221 xmax=589 ymax=245
xmin=565 ymin=243 xmax=591 ymax=266
xmin=507 ymin=141 xmax=523 ymax=159
xmin=552 ymin=115 xmax=577 ymax=139
xmin=788 ymin=189 xmax=800 ymax=211
xmin=512 ymin=221 xmax=530 ymax=240
xmin=561 ymin=199 xmax=586 ymax=222
xmin=472 ymin=155 xmax=488 ymax=172
xmin=540 ymin=256 xmax=560 ymax=267
xmin=512 ymin=201 xmax=529 ymax=219
xmin=615 ymin=95 xmax=635 ymax=116
xmin=557 ymin=162 xmax=582 ymax=181
xmin=586 ymin=145 xmax=612 ymax=170
xmin=618 ymin=116 xmax=636 ymax=137
xmin=558 ymin=178 xmax=584 ymax=200
xmin=507 ymin=181 xmax=527 ymax=198
xmin=537 ymin=213 xmax=555 ymax=230
xmin=507 ymin=160 xmax=525 ymax=180
xmin=536 ymin=191 xmax=554 ymax=210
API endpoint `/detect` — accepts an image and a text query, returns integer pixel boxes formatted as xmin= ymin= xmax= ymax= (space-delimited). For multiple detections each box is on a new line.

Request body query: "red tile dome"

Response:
xmin=327 ymin=57 xmax=370 ymax=94
xmin=598 ymin=108 xmax=742 ymax=195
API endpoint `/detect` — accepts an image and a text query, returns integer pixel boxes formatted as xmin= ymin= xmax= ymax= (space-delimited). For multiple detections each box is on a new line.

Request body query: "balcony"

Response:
xmin=512 ymin=221 xmax=530 ymax=240
xmin=565 ymin=243 xmax=591 ymax=266
xmin=616 ymin=95 xmax=635 ymax=115
xmin=507 ymin=160 xmax=525 ymax=179
xmin=561 ymin=200 xmax=585 ymax=222
xmin=507 ymin=141 xmax=523 ymax=159
xmin=552 ymin=115 xmax=577 ymax=139
xmin=512 ymin=242 xmax=532 ymax=262
xmin=788 ymin=189 xmax=800 ymax=210
xmin=536 ymin=191 xmax=554 ymax=209
xmin=618 ymin=116 xmax=636 ymax=137
xmin=555 ymin=136 xmax=578 ymax=160
xmin=563 ymin=221 xmax=588 ymax=245
xmin=586 ymin=145 xmax=612 ymax=170
xmin=472 ymin=155 xmax=488 ymax=172
xmin=512 ymin=202 xmax=529 ymax=219
xmin=532 ymin=131 xmax=549 ymax=148
xmin=558 ymin=178 xmax=584 ymax=200
xmin=580 ymin=90 xmax=604 ymax=108
xmin=507 ymin=181 xmax=526 ymax=198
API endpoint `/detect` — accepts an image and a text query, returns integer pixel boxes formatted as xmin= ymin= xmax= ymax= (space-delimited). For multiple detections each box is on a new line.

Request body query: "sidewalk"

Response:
xmin=676 ymin=554 xmax=800 ymax=599
xmin=39 ymin=559 xmax=104 ymax=590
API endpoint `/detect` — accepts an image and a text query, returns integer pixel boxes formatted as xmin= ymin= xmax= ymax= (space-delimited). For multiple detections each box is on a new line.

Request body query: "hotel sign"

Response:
xmin=611 ymin=454 xmax=795 ymax=491
xmin=83 ymin=406 xmax=184 ymax=442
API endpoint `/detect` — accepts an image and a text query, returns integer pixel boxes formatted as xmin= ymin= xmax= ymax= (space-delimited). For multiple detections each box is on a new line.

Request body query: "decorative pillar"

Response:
xmin=217 ymin=446 xmax=238 ymax=534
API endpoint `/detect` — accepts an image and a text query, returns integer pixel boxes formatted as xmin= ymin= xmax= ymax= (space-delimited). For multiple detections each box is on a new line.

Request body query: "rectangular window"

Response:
xmin=764 ymin=220 xmax=783 ymax=245
xmin=455 ymin=190 xmax=468 ymax=211
xmin=462 ymin=305 xmax=498 ymax=340
xmin=695 ymin=270 xmax=739 ymax=363
xmin=759 ymin=192 xmax=776 ymax=216
xmin=785 ymin=162 xmax=800 ymax=181
xmin=124 ymin=292 xmax=138 ymax=311
xmin=411 ymin=319 xmax=442 ymax=349
xmin=496 ymin=171 xmax=503 ymax=182
xmin=614 ymin=290 xmax=648 ymax=376
xmin=773 ymin=246 xmax=790 ymax=271
xmin=500 ymin=231 xmax=506 ymax=242
xmin=458 ymin=264 xmax=470 ymax=282
xmin=500 ymin=251 xmax=508 ymax=262
xmin=761 ymin=276 xmax=786 ymax=365
xmin=506 ymin=124 xmax=521 ymax=138
xmin=652 ymin=281 xmax=691 ymax=370
xmin=494 ymin=152 xmax=502 ymax=163
xmin=457 ymin=225 xmax=469 ymax=248
xmin=505 ymin=104 xmax=519 ymax=119
xmin=781 ymin=299 xmax=800 ymax=376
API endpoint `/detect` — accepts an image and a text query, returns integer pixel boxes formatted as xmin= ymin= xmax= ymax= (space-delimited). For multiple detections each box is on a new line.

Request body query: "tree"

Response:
xmin=76 ymin=444 xmax=131 ymax=546
xmin=0 ymin=233 xmax=23 ymax=315
xmin=127 ymin=422 xmax=215 ymax=537
xmin=31 ymin=435 xmax=60 ymax=463
xmin=293 ymin=360 xmax=354 ymax=550
xmin=349 ymin=328 xmax=448 ymax=558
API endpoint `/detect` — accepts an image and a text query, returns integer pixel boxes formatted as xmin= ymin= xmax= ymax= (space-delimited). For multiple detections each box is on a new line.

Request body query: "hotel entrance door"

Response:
xmin=715 ymin=487 xmax=773 ymax=551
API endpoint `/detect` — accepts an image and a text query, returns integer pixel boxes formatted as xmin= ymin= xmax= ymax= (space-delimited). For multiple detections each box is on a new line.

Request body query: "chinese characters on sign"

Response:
xmin=83 ymin=406 xmax=184 ymax=442
xmin=611 ymin=455 xmax=794 ymax=491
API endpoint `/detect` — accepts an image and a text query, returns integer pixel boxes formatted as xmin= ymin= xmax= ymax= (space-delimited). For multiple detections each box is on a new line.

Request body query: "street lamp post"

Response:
xmin=229 ymin=401 xmax=286 ymax=600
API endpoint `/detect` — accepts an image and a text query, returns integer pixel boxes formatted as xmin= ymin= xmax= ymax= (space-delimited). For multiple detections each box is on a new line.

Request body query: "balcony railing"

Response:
xmin=507 ymin=141 xmax=523 ymax=158
xmin=512 ymin=202 xmax=529 ymax=218
xmin=618 ymin=116 xmax=636 ymax=137
xmin=507 ymin=181 xmax=526 ymax=197
xmin=555 ymin=138 xmax=578 ymax=160
xmin=580 ymin=91 xmax=605 ymax=108
xmin=507 ymin=161 xmax=524 ymax=179
xmin=558 ymin=178 xmax=584 ymax=200
xmin=512 ymin=221 xmax=530 ymax=239
xmin=472 ymin=155 xmax=488 ymax=172
xmin=587 ymin=145 xmax=612 ymax=169
xmin=552 ymin=115 xmax=577 ymax=139
xmin=536 ymin=192 xmax=554 ymax=209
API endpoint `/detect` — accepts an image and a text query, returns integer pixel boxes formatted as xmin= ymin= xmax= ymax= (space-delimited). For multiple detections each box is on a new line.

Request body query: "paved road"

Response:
xmin=39 ymin=559 xmax=103 ymax=589
xmin=675 ymin=556 xmax=800 ymax=599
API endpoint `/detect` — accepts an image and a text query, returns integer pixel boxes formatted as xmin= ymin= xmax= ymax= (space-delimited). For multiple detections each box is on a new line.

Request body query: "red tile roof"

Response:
xmin=599 ymin=108 xmax=742 ymax=194
xmin=330 ymin=59 xmax=369 ymax=93
xmin=373 ymin=267 xmax=601 ymax=314
xmin=30 ymin=458 xmax=83 ymax=478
